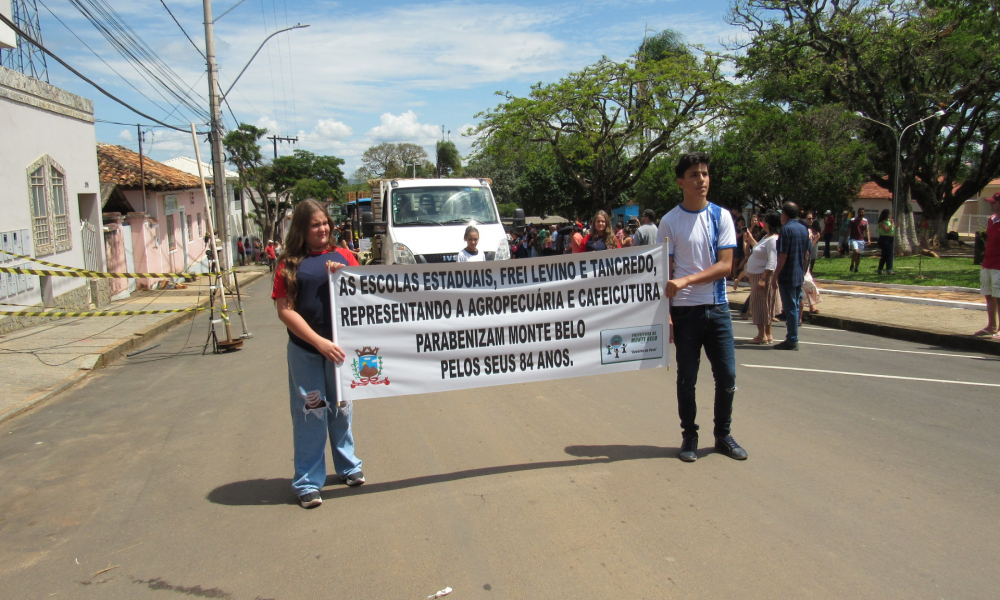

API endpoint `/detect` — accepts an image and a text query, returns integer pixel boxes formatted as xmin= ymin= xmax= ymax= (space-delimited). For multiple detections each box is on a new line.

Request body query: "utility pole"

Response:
xmin=202 ymin=0 xmax=232 ymax=285
xmin=266 ymin=135 xmax=298 ymax=159
xmin=137 ymin=125 xmax=148 ymax=213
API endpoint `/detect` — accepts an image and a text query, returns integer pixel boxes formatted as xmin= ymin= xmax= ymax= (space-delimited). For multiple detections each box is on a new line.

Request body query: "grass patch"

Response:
xmin=811 ymin=255 xmax=980 ymax=288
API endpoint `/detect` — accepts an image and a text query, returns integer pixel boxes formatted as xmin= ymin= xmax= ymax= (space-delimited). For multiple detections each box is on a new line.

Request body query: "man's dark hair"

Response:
xmin=642 ymin=208 xmax=656 ymax=222
xmin=674 ymin=152 xmax=711 ymax=179
xmin=781 ymin=201 xmax=800 ymax=219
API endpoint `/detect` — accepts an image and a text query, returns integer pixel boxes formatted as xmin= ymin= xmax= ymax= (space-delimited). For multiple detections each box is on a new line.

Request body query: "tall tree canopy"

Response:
xmin=359 ymin=142 xmax=430 ymax=179
xmin=728 ymin=0 xmax=1000 ymax=250
xmin=709 ymin=103 xmax=873 ymax=213
xmin=435 ymin=140 xmax=463 ymax=177
xmin=272 ymin=149 xmax=346 ymax=209
xmin=223 ymin=123 xmax=281 ymax=242
xmin=472 ymin=32 xmax=733 ymax=214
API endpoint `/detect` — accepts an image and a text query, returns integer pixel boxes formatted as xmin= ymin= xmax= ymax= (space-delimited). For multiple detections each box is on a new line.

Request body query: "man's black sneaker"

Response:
xmin=679 ymin=435 xmax=698 ymax=462
xmin=715 ymin=435 xmax=748 ymax=460
xmin=299 ymin=491 xmax=322 ymax=508
xmin=343 ymin=471 xmax=365 ymax=487
xmin=773 ymin=340 xmax=799 ymax=350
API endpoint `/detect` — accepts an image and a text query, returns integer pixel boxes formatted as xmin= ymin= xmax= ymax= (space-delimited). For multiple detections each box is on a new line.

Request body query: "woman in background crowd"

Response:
xmin=746 ymin=210 xmax=781 ymax=344
xmin=877 ymin=209 xmax=896 ymax=275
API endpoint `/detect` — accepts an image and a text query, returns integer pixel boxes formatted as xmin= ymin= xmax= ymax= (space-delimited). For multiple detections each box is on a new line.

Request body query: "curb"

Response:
xmin=0 ymin=271 xmax=266 ymax=424
xmin=815 ymin=289 xmax=985 ymax=311
xmin=814 ymin=279 xmax=980 ymax=293
xmin=802 ymin=312 xmax=1000 ymax=356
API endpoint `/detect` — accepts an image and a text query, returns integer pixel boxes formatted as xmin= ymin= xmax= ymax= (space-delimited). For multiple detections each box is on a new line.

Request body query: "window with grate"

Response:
xmin=187 ymin=214 xmax=193 ymax=241
xmin=26 ymin=157 xmax=72 ymax=256
xmin=30 ymin=166 xmax=50 ymax=251
xmin=197 ymin=212 xmax=203 ymax=236
xmin=50 ymin=166 xmax=70 ymax=245
xmin=166 ymin=214 xmax=176 ymax=250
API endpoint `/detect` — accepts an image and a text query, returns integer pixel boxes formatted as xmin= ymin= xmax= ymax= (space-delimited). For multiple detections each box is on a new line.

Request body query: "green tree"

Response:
xmin=728 ymin=0 xmax=1000 ymax=251
xmin=436 ymin=140 xmax=463 ymax=177
xmin=222 ymin=123 xmax=281 ymax=242
xmin=473 ymin=33 xmax=733 ymax=214
xmin=271 ymin=149 xmax=346 ymax=212
xmin=359 ymin=142 xmax=430 ymax=179
xmin=708 ymin=103 xmax=872 ymax=214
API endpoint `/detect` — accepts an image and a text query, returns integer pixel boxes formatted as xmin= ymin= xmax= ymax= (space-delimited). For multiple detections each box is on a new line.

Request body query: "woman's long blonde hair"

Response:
xmin=277 ymin=199 xmax=335 ymax=310
xmin=591 ymin=210 xmax=617 ymax=249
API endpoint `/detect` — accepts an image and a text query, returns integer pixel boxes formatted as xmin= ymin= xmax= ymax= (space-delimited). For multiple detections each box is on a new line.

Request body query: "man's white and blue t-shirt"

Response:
xmin=656 ymin=202 xmax=737 ymax=306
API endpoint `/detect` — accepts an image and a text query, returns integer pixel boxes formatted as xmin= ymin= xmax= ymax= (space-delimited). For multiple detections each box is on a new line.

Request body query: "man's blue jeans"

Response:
xmin=287 ymin=341 xmax=362 ymax=496
xmin=670 ymin=304 xmax=737 ymax=438
xmin=778 ymin=284 xmax=803 ymax=344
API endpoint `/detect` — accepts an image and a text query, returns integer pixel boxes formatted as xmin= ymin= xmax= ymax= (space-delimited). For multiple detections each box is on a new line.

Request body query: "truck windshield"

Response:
xmin=391 ymin=187 xmax=499 ymax=227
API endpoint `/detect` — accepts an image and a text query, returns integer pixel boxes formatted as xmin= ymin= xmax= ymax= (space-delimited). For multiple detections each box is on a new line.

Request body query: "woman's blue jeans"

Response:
xmin=287 ymin=341 xmax=362 ymax=496
xmin=670 ymin=304 xmax=737 ymax=438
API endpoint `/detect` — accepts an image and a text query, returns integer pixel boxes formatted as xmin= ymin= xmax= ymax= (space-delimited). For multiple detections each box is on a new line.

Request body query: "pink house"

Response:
xmin=98 ymin=144 xmax=213 ymax=291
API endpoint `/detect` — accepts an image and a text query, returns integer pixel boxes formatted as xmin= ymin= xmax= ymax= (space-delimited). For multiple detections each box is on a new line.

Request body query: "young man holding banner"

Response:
xmin=656 ymin=152 xmax=748 ymax=463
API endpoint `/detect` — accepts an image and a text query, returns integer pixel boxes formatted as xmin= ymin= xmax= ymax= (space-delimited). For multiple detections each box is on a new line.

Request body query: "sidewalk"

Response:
xmin=729 ymin=279 xmax=1000 ymax=355
xmin=0 ymin=266 xmax=269 ymax=423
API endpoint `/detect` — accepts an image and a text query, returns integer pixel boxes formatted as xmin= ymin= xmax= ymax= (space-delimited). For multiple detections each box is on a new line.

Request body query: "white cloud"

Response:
xmin=118 ymin=129 xmax=133 ymax=142
xmin=314 ymin=118 xmax=353 ymax=138
xmin=368 ymin=111 xmax=442 ymax=144
xmin=256 ymin=116 xmax=280 ymax=134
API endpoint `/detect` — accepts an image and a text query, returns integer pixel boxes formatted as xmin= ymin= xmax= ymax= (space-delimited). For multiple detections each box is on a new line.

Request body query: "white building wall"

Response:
xmin=0 ymin=66 xmax=101 ymax=308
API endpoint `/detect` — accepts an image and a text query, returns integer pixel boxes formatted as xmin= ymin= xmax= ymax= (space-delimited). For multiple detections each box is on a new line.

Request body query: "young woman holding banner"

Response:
xmin=583 ymin=210 xmax=621 ymax=252
xmin=272 ymin=199 xmax=363 ymax=509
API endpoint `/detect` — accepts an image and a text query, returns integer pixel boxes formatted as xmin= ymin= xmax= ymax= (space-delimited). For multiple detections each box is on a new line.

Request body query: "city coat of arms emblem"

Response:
xmin=350 ymin=346 xmax=390 ymax=388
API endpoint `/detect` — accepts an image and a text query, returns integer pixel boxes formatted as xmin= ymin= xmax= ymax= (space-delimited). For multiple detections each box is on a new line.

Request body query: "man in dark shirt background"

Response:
xmin=772 ymin=202 xmax=810 ymax=350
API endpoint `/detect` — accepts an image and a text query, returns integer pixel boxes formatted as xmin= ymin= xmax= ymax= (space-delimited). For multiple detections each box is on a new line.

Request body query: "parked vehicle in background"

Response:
xmin=361 ymin=178 xmax=522 ymax=265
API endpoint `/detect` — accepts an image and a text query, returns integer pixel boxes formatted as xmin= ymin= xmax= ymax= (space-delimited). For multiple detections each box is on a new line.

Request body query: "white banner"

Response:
xmin=331 ymin=244 xmax=670 ymax=400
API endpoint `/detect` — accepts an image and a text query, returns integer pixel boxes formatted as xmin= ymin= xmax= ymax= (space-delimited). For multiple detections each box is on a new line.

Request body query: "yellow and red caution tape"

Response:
xmin=0 ymin=266 xmax=199 ymax=280
xmin=0 ymin=307 xmax=210 ymax=317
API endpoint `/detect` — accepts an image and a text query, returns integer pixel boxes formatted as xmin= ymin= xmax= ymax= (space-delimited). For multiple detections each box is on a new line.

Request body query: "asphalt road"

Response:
xmin=1 ymin=276 xmax=998 ymax=599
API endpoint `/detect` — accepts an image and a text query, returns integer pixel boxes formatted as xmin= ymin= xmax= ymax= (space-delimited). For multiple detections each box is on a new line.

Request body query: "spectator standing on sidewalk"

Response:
xmin=823 ymin=210 xmax=836 ymax=258
xmin=838 ymin=210 xmax=851 ymax=256
xmin=974 ymin=192 xmax=1000 ymax=339
xmin=849 ymin=208 xmax=871 ymax=272
xmin=746 ymin=210 xmax=781 ymax=344
xmin=772 ymin=202 xmax=810 ymax=350
xmin=877 ymin=209 xmax=896 ymax=275
xmin=265 ymin=240 xmax=277 ymax=272
xmin=657 ymin=152 xmax=747 ymax=463
xmin=631 ymin=209 xmax=659 ymax=246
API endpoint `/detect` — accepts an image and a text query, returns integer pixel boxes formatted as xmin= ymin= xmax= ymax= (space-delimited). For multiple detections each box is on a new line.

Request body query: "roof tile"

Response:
xmin=97 ymin=143 xmax=209 ymax=190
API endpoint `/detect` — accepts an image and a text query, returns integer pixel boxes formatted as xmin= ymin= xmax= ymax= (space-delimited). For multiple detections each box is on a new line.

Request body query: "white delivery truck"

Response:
xmin=361 ymin=178 xmax=522 ymax=265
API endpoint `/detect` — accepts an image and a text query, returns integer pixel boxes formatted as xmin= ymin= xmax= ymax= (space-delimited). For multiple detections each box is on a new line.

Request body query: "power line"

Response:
xmin=260 ymin=0 xmax=281 ymax=133
xmin=37 ymin=0 xmax=177 ymax=120
xmin=0 ymin=10 xmax=190 ymax=131
xmin=68 ymin=0 xmax=209 ymax=121
xmin=157 ymin=0 xmax=206 ymax=59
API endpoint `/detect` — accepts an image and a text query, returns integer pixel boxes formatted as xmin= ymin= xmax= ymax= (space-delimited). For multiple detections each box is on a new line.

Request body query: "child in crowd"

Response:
xmin=458 ymin=226 xmax=485 ymax=262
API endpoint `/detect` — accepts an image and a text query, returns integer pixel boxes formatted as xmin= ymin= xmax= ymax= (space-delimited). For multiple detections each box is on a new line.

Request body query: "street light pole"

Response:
xmin=855 ymin=110 xmax=947 ymax=226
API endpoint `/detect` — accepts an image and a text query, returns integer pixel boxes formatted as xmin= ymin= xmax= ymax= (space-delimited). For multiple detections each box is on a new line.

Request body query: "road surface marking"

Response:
xmin=734 ymin=338 xmax=989 ymax=360
xmin=740 ymin=365 xmax=1000 ymax=387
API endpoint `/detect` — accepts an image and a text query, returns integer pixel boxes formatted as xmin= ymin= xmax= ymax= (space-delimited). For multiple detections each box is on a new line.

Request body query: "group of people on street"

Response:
xmin=272 ymin=150 xmax=991 ymax=508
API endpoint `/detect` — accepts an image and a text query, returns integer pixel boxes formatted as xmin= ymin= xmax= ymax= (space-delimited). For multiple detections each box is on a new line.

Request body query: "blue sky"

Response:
xmin=34 ymin=0 xmax=742 ymax=175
